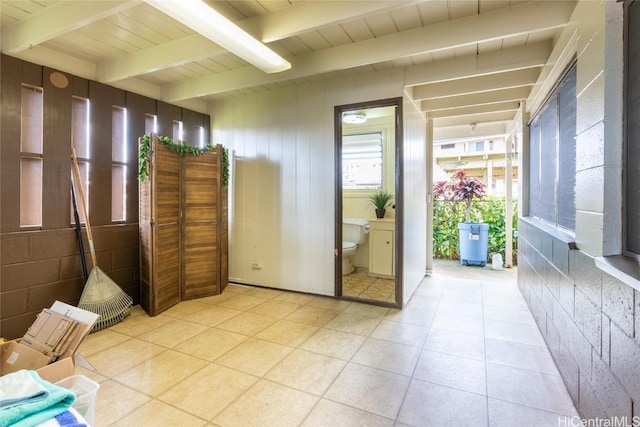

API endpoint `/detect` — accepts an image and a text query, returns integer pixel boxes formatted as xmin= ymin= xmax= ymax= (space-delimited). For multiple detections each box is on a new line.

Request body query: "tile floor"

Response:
xmin=342 ymin=269 xmax=395 ymax=302
xmin=77 ymin=261 xmax=579 ymax=426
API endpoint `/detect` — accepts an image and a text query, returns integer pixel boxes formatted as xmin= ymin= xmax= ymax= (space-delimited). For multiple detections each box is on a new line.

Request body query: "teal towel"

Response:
xmin=0 ymin=371 xmax=75 ymax=427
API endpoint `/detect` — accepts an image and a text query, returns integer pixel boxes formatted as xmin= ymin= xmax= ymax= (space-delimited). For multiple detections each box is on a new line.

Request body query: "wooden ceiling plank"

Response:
xmin=421 ymin=86 xmax=531 ymax=111
xmin=163 ymin=1 xmax=574 ymax=101
xmin=427 ymin=101 xmax=520 ymax=118
xmin=2 ymin=0 xmax=141 ymax=54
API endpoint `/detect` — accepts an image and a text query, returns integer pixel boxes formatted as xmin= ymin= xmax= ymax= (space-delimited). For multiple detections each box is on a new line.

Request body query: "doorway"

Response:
xmin=335 ymin=97 xmax=403 ymax=308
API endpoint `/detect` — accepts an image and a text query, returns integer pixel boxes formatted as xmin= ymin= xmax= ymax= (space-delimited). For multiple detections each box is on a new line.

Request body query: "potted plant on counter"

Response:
xmin=433 ymin=170 xmax=488 ymax=266
xmin=369 ymin=190 xmax=394 ymax=219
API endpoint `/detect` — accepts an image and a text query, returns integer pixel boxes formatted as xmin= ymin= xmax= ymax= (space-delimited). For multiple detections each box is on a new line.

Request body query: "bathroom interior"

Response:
xmin=338 ymin=100 xmax=399 ymax=306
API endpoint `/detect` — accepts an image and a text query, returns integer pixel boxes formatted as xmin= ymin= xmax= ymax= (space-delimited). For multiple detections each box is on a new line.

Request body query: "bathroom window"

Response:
xmin=342 ymin=132 xmax=383 ymax=190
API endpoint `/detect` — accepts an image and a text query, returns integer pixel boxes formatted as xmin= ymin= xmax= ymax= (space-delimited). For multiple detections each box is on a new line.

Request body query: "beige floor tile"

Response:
xmin=213 ymin=379 xmax=318 ymax=427
xmin=215 ymin=312 xmax=277 ymax=336
xmin=384 ymin=306 xmax=435 ymax=327
xmin=115 ymin=350 xmax=208 ymax=396
xmin=161 ymin=300 xmax=210 ymax=319
xmin=352 ymin=338 xmax=421 ymax=376
xmin=255 ymin=319 xmax=318 ymax=346
xmin=174 ymin=328 xmax=248 ymax=361
xmin=225 ymin=284 xmax=253 ymax=293
xmin=248 ymin=299 xmax=301 ymax=318
xmin=108 ymin=313 xmax=173 ymax=337
xmin=75 ymin=366 xmax=108 ymax=384
xmin=343 ymin=303 xmax=390 ymax=318
xmin=274 ymin=291 xmax=315 ymax=305
xmin=88 ymin=338 xmax=166 ymax=377
xmin=137 ymin=318 xmax=209 ymax=348
xmin=93 ymin=380 xmax=151 ymax=427
xmin=216 ymin=294 xmax=268 ymax=311
xmin=370 ymin=319 xmax=429 ymax=347
xmin=158 ymin=363 xmax=258 ymax=420
xmin=182 ymin=305 xmax=242 ymax=327
xmin=284 ymin=305 xmax=338 ymax=327
xmin=215 ymin=337 xmax=293 ymax=376
xmin=195 ymin=291 xmax=239 ymax=305
xmin=301 ymin=399 xmax=394 ymax=427
xmin=243 ymin=287 xmax=284 ymax=300
xmin=112 ymin=399 xmax=208 ymax=427
xmin=306 ymin=297 xmax=351 ymax=312
xmin=78 ymin=329 xmax=131 ymax=357
xmin=324 ymin=312 xmax=382 ymax=336
xmin=325 ymin=363 xmax=410 ymax=419
xmin=265 ymin=349 xmax=346 ymax=395
xmin=300 ymin=328 xmax=366 ymax=360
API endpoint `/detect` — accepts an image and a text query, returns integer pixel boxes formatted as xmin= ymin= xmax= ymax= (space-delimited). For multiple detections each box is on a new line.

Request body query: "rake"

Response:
xmin=71 ymin=148 xmax=133 ymax=332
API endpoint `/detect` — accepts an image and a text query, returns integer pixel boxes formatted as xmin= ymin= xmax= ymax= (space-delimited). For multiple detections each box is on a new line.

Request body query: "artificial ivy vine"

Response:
xmin=138 ymin=134 xmax=230 ymax=189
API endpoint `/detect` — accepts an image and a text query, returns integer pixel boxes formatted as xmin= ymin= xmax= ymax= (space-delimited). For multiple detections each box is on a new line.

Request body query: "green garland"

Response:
xmin=138 ymin=134 xmax=229 ymax=188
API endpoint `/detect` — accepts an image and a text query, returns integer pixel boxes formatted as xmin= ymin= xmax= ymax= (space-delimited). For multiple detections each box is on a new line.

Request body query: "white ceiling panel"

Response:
xmin=1 ymin=0 xmax=578 ymax=140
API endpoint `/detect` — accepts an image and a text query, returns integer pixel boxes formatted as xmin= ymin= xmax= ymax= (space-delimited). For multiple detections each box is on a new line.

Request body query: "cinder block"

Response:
xmin=591 ymin=353 xmax=633 ymax=418
xmin=602 ymin=274 xmax=634 ymax=337
xmin=541 ymin=233 xmax=553 ymax=262
xmin=27 ymin=278 xmax=84 ymax=311
xmin=610 ymin=322 xmax=640 ymax=402
xmin=558 ymin=340 xmax=580 ymax=405
xmin=1 ymin=236 xmax=29 ymax=265
xmin=559 ymin=274 xmax=575 ymax=318
xmin=602 ymin=313 xmax=610 ymax=366
xmin=0 ymin=289 xmax=28 ymax=318
xmin=575 ymin=287 xmax=602 ymax=355
xmin=578 ymin=375 xmax=609 ymax=421
xmin=546 ymin=265 xmax=561 ymax=298
xmin=553 ymin=302 xmax=593 ymax=379
xmin=29 ymin=230 xmax=77 ymax=260
xmin=552 ymin=238 xmax=570 ymax=276
xmin=1 ymin=259 xmax=60 ymax=291
xmin=573 ymin=250 xmax=602 ymax=307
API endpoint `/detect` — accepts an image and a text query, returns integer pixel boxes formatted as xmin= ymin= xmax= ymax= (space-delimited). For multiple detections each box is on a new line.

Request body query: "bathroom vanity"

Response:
xmin=368 ymin=218 xmax=395 ymax=278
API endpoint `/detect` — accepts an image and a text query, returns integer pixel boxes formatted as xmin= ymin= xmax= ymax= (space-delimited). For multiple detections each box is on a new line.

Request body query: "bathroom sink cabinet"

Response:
xmin=368 ymin=219 xmax=395 ymax=278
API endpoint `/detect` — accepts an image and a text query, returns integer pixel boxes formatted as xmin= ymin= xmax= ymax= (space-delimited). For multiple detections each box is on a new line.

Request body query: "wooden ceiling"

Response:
xmin=1 ymin=0 xmax=577 ymax=140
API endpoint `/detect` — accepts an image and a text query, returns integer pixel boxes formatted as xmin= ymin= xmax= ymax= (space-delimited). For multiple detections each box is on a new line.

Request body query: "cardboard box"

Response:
xmin=0 ymin=301 xmax=98 ymax=382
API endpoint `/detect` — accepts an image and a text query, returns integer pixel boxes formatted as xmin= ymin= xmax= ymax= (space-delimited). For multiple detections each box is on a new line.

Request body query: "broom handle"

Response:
xmin=71 ymin=148 xmax=97 ymax=267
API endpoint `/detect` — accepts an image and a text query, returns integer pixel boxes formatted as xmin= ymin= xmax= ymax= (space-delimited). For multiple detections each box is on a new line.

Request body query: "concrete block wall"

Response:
xmin=518 ymin=220 xmax=638 ymax=419
xmin=0 ymin=225 xmax=139 ymax=339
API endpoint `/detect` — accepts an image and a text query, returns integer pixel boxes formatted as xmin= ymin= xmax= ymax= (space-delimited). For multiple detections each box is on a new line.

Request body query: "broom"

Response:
xmin=71 ymin=148 xmax=133 ymax=332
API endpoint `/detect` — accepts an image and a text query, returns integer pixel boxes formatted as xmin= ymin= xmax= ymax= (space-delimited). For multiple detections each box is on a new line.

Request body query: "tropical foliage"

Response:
xmin=433 ymin=170 xmax=486 ymax=222
xmin=433 ymin=196 xmax=518 ymax=264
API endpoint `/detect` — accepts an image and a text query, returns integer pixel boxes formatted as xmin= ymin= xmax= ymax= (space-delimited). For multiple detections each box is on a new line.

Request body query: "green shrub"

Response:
xmin=433 ymin=196 xmax=518 ymax=264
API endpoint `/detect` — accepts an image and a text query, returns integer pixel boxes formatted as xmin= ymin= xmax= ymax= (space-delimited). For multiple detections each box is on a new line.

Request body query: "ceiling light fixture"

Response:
xmin=144 ymin=0 xmax=291 ymax=74
xmin=343 ymin=112 xmax=367 ymax=124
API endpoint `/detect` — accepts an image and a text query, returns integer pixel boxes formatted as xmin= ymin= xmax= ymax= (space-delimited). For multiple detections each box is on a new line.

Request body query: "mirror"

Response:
xmin=335 ymin=98 xmax=402 ymax=308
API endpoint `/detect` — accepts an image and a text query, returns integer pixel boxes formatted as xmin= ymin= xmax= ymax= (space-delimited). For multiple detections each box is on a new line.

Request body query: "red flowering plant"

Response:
xmin=433 ymin=170 xmax=486 ymax=222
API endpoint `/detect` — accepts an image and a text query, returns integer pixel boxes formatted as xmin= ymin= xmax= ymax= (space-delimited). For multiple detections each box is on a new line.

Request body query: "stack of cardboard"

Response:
xmin=0 ymin=301 xmax=99 ymax=383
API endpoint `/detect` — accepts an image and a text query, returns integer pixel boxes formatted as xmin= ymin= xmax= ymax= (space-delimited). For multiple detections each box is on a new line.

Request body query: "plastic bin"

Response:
xmin=56 ymin=375 xmax=100 ymax=426
xmin=458 ymin=222 xmax=489 ymax=266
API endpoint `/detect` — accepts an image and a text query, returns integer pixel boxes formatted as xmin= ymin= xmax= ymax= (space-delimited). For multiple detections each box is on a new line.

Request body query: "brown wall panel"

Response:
xmin=27 ymin=278 xmax=85 ymax=311
xmin=1 ymin=236 xmax=29 ymax=265
xmin=1 ymin=289 xmax=28 ymax=318
xmin=1 ymin=58 xmax=23 ymax=232
xmin=88 ymin=81 xmax=113 ymax=226
xmin=1 ymin=259 xmax=60 ymax=292
xmin=72 ymin=76 xmax=89 ymax=98
xmin=157 ymin=101 xmax=181 ymax=138
xmin=29 ymin=229 xmax=78 ymax=261
xmin=22 ymin=60 xmax=42 ymax=87
xmin=42 ymin=67 xmax=73 ymax=230
xmin=182 ymin=109 xmax=203 ymax=146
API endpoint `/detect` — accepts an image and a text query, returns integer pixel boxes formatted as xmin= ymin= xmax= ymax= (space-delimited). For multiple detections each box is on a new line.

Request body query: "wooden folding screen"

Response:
xmin=139 ymin=135 xmax=228 ymax=316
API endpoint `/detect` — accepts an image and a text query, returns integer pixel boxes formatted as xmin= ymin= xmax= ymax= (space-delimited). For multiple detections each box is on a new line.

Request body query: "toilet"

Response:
xmin=342 ymin=218 xmax=370 ymax=275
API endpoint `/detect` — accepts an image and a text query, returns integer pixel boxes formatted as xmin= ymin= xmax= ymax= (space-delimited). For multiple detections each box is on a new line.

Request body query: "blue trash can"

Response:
xmin=458 ymin=222 xmax=489 ymax=266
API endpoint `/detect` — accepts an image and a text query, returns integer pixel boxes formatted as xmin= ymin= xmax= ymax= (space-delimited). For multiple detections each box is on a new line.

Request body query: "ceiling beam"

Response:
xmin=434 ymin=123 xmax=508 ymax=141
xmin=427 ymin=101 xmax=520 ymax=118
xmin=1 ymin=1 xmax=141 ymax=54
xmin=413 ymin=68 xmax=539 ymax=101
xmin=433 ymin=111 xmax=517 ymax=128
xmin=240 ymin=1 xmax=417 ymax=43
xmin=421 ymin=86 xmax=531 ymax=111
xmin=97 ymin=35 xmax=223 ymax=82
xmin=96 ymin=0 xmax=414 ymax=83
xmin=404 ymin=41 xmax=551 ymax=87
xmin=163 ymin=1 xmax=575 ymax=101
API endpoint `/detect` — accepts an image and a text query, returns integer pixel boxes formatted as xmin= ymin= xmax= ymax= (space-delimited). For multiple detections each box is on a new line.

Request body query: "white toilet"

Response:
xmin=342 ymin=218 xmax=370 ymax=275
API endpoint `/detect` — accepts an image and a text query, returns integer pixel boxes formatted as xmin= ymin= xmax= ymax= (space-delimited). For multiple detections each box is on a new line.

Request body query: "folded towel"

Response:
xmin=0 ymin=369 xmax=48 ymax=409
xmin=0 ymin=371 xmax=75 ymax=427
xmin=35 ymin=407 xmax=87 ymax=427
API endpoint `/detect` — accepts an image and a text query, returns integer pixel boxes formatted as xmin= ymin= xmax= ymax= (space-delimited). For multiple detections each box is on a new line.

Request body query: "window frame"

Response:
xmin=20 ymin=84 xmax=44 ymax=230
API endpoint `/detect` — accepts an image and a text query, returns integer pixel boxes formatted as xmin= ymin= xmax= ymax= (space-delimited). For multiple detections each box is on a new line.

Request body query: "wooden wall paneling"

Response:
xmin=22 ymin=60 xmax=42 ymax=87
xmin=42 ymin=67 xmax=72 ymax=230
xmin=156 ymin=101 xmax=181 ymax=138
xmin=181 ymin=148 xmax=220 ymax=299
xmin=139 ymin=138 xmax=181 ymax=315
xmin=182 ymin=109 xmax=202 ymax=146
xmin=72 ymin=76 xmax=89 ymax=98
xmin=1 ymin=57 xmax=23 ymax=232
xmin=88 ymin=81 xmax=113 ymax=226
xmin=125 ymin=92 xmax=153 ymax=224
